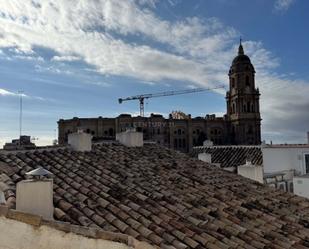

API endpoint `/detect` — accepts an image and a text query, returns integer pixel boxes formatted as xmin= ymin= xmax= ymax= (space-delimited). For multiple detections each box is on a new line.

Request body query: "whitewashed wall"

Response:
xmin=262 ymin=146 xmax=309 ymax=175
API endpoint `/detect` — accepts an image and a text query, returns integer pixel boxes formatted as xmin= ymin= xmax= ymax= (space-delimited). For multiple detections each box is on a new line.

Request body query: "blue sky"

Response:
xmin=0 ymin=0 xmax=308 ymax=146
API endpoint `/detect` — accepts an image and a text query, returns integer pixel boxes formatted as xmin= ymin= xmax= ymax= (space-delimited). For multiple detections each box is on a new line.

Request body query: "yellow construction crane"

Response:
xmin=118 ymin=85 xmax=225 ymax=117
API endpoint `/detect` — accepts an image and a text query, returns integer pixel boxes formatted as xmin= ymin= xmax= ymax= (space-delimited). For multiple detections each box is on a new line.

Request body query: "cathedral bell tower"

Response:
xmin=226 ymin=40 xmax=261 ymax=145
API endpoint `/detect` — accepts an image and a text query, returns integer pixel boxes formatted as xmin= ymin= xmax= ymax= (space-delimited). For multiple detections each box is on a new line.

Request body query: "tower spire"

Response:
xmin=238 ymin=37 xmax=244 ymax=55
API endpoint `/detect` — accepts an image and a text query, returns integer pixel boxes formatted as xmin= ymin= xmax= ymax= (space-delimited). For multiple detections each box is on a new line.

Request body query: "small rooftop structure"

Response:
xmin=3 ymin=135 xmax=36 ymax=151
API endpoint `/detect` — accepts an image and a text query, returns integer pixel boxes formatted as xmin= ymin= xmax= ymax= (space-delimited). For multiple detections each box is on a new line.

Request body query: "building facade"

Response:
xmin=58 ymin=42 xmax=261 ymax=152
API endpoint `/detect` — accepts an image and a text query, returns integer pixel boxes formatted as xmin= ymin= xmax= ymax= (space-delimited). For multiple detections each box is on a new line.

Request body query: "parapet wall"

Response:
xmin=0 ymin=206 xmax=156 ymax=249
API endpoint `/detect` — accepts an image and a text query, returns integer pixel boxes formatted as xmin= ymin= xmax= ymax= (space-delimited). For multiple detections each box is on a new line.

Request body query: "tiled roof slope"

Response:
xmin=1 ymin=143 xmax=309 ymax=249
xmin=191 ymin=146 xmax=263 ymax=168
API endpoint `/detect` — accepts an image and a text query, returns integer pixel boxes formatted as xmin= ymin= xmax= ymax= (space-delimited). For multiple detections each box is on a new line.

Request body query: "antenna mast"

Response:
xmin=18 ymin=91 xmax=24 ymax=141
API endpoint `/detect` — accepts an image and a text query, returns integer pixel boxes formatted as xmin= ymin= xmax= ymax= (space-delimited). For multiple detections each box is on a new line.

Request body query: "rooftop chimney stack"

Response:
xmin=203 ymin=140 xmax=214 ymax=147
xmin=198 ymin=153 xmax=212 ymax=163
xmin=116 ymin=128 xmax=143 ymax=147
xmin=16 ymin=167 xmax=54 ymax=220
xmin=68 ymin=131 xmax=92 ymax=152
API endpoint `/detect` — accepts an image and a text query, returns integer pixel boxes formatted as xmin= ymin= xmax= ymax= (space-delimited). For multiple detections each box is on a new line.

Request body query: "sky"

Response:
xmin=0 ymin=0 xmax=309 ymax=147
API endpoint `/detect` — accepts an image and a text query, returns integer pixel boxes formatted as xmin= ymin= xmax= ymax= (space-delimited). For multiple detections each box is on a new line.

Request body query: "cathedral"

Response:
xmin=58 ymin=41 xmax=261 ymax=152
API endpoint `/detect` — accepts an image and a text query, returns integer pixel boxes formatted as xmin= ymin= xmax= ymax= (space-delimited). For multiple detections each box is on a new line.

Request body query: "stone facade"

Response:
xmin=58 ymin=42 xmax=261 ymax=152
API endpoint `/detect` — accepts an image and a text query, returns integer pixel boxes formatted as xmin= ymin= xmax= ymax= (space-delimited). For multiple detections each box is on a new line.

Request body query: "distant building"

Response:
xmin=3 ymin=136 xmax=36 ymax=151
xmin=58 ymin=41 xmax=261 ymax=152
xmin=193 ymin=135 xmax=309 ymax=198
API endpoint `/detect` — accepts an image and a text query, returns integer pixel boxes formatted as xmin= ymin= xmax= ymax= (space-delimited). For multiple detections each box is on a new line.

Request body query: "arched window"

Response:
xmin=174 ymin=138 xmax=178 ymax=149
xmin=231 ymin=78 xmax=235 ymax=88
xmin=178 ymin=129 xmax=182 ymax=135
xmin=232 ymin=103 xmax=236 ymax=113
xmin=247 ymin=102 xmax=251 ymax=113
xmin=182 ymin=138 xmax=186 ymax=148
xmin=251 ymin=104 xmax=254 ymax=112
xmin=246 ymin=75 xmax=250 ymax=86
xmin=109 ymin=128 xmax=114 ymax=136
xmin=157 ymin=128 xmax=160 ymax=135
xmin=178 ymin=138 xmax=182 ymax=148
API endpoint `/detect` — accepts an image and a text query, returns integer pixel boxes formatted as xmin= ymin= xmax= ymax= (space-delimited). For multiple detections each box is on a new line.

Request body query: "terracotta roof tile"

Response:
xmin=1 ymin=143 xmax=309 ymax=248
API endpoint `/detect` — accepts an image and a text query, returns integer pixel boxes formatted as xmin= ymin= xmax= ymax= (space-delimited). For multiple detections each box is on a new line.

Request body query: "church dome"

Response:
xmin=229 ymin=40 xmax=255 ymax=73
xmin=232 ymin=42 xmax=251 ymax=65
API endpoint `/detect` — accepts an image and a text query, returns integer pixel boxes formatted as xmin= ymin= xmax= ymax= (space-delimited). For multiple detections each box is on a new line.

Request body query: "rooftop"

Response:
xmin=1 ymin=143 xmax=309 ymax=248
xmin=192 ymin=145 xmax=263 ymax=168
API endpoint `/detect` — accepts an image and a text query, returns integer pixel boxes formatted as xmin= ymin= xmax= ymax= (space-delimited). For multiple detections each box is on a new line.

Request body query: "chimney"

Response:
xmin=203 ymin=140 xmax=214 ymax=147
xmin=68 ymin=130 xmax=92 ymax=152
xmin=198 ymin=153 xmax=212 ymax=163
xmin=16 ymin=167 xmax=54 ymax=220
xmin=116 ymin=128 xmax=143 ymax=147
xmin=307 ymin=132 xmax=309 ymax=144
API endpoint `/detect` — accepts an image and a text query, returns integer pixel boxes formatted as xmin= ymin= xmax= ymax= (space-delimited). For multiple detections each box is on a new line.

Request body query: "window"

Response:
xmin=178 ymin=138 xmax=182 ymax=148
xmin=305 ymin=154 xmax=309 ymax=174
xmin=178 ymin=129 xmax=182 ymax=135
xmin=246 ymin=75 xmax=250 ymax=86
xmin=231 ymin=78 xmax=235 ymax=88
xmin=247 ymin=102 xmax=251 ymax=113
xmin=157 ymin=128 xmax=160 ymax=135
xmin=182 ymin=139 xmax=186 ymax=148
xmin=109 ymin=128 xmax=114 ymax=136
xmin=174 ymin=139 xmax=178 ymax=149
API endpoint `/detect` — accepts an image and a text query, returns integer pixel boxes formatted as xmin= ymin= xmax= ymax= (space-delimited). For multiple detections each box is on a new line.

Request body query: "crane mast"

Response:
xmin=118 ymin=85 xmax=225 ymax=117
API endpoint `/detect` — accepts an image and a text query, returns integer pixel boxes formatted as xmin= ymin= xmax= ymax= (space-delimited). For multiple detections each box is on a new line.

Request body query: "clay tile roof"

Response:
xmin=191 ymin=145 xmax=263 ymax=168
xmin=1 ymin=143 xmax=309 ymax=249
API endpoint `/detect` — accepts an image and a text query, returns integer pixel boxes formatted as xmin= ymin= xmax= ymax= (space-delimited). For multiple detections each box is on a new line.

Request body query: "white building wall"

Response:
xmin=238 ymin=165 xmax=264 ymax=183
xmin=293 ymin=176 xmax=309 ymax=199
xmin=262 ymin=146 xmax=309 ymax=176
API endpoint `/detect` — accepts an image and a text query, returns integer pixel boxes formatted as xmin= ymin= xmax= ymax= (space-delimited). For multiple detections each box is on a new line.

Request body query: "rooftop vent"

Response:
xmin=16 ymin=167 xmax=54 ymax=220
xmin=116 ymin=129 xmax=143 ymax=147
xmin=68 ymin=131 xmax=92 ymax=152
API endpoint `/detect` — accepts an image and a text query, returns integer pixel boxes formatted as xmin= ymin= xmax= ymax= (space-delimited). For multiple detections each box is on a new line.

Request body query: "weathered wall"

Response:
xmin=16 ymin=180 xmax=54 ymax=220
xmin=238 ymin=165 xmax=264 ymax=183
xmin=0 ymin=216 xmax=131 ymax=249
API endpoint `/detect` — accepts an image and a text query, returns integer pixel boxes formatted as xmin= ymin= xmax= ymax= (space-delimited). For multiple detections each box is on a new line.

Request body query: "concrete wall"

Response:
xmin=262 ymin=146 xmax=309 ymax=175
xmin=0 ymin=207 xmax=155 ymax=249
xmin=16 ymin=180 xmax=53 ymax=220
xmin=238 ymin=165 xmax=264 ymax=183
xmin=116 ymin=131 xmax=143 ymax=147
xmin=0 ymin=216 xmax=131 ymax=249
xmin=293 ymin=176 xmax=309 ymax=199
xmin=198 ymin=153 xmax=212 ymax=163
xmin=68 ymin=132 xmax=92 ymax=152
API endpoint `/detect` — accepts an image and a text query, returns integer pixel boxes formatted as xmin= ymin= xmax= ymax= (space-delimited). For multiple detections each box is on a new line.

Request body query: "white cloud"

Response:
xmin=0 ymin=0 xmax=307 ymax=143
xmin=274 ymin=0 xmax=295 ymax=12
xmin=0 ymin=88 xmax=17 ymax=96
xmin=51 ymin=55 xmax=81 ymax=62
